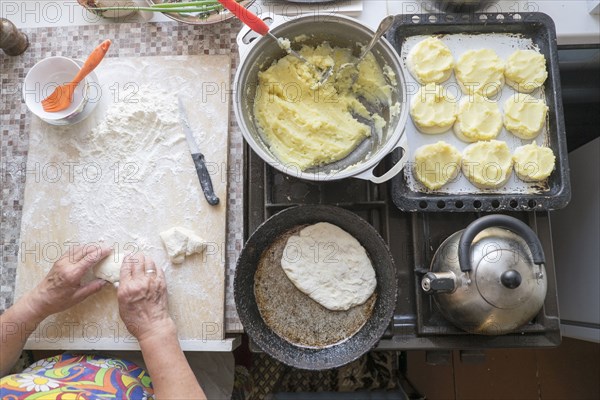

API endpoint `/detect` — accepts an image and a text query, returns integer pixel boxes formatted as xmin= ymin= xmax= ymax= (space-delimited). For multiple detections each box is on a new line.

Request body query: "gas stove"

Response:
xmin=245 ymin=149 xmax=561 ymax=350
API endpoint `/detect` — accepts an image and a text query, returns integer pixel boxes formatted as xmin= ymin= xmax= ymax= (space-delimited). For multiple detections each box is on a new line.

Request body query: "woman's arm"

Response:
xmin=0 ymin=245 xmax=109 ymax=377
xmin=118 ymin=254 xmax=205 ymax=400
xmin=138 ymin=321 xmax=206 ymax=400
xmin=0 ymin=293 xmax=46 ymax=377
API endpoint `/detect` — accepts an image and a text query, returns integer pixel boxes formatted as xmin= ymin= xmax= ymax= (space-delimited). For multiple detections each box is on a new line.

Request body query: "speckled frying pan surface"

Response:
xmin=234 ymin=205 xmax=397 ymax=370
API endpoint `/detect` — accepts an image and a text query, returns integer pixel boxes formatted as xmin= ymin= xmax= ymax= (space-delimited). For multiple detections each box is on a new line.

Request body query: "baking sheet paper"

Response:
xmin=401 ymin=33 xmax=550 ymax=195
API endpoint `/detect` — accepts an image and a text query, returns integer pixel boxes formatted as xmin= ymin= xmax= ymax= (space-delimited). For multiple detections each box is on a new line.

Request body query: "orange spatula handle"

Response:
xmin=217 ymin=0 xmax=269 ymax=36
xmin=71 ymin=39 xmax=112 ymax=86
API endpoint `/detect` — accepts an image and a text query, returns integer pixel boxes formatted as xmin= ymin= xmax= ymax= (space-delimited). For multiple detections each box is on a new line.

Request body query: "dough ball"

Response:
xmin=462 ymin=140 xmax=513 ymax=189
xmin=281 ymin=222 xmax=376 ymax=311
xmin=504 ymin=93 xmax=548 ymax=140
xmin=513 ymin=143 xmax=556 ymax=182
xmin=505 ymin=49 xmax=548 ymax=93
xmin=160 ymin=227 xmax=207 ymax=264
xmin=413 ymin=141 xmax=462 ymax=190
xmin=454 ymin=94 xmax=503 ymax=142
xmin=407 ymin=37 xmax=454 ymax=84
xmin=455 ymin=49 xmax=505 ymax=98
xmin=93 ymin=254 xmax=123 ymax=286
xmin=410 ymin=83 xmax=457 ymax=134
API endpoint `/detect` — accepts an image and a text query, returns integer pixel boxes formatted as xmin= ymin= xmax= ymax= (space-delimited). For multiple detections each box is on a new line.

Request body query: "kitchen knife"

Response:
xmin=178 ymin=97 xmax=220 ymax=206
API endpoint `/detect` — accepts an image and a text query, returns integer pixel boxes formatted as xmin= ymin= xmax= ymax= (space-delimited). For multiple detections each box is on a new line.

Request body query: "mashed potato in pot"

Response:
xmin=253 ymin=42 xmax=395 ymax=171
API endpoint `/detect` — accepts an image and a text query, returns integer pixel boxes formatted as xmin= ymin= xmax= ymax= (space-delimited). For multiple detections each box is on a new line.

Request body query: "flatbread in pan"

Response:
xmin=255 ymin=225 xmax=377 ymax=349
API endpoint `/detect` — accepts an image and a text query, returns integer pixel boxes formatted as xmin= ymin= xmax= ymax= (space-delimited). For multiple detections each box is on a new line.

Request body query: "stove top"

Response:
xmin=245 ymin=148 xmax=561 ymax=350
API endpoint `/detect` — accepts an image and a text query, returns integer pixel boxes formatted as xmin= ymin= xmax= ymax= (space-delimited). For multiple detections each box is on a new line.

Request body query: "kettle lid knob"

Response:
xmin=500 ymin=269 xmax=522 ymax=289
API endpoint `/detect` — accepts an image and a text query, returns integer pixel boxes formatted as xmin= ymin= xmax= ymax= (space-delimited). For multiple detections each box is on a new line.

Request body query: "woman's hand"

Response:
xmin=24 ymin=245 xmax=110 ymax=319
xmin=117 ymin=253 xmax=175 ymax=343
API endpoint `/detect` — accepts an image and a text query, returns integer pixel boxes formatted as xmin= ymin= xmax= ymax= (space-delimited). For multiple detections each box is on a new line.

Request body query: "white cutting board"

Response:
xmin=15 ymin=55 xmax=231 ymax=350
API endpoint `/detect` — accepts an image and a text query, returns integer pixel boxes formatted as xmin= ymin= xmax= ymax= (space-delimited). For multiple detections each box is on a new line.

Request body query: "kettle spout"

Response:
xmin=422 ymin=272 xmax=457 ymax=294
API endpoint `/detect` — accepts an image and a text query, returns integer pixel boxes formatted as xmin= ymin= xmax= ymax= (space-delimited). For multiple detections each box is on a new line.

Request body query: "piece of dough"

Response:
xmin=455 ymin=49 xmax=505 ymax=98
xmin=280 ymin=222 xmax=376 ymax=311
xmin=454 ymin=94 xmax=503 ymax=142
xmin=93 ymin=254 xmax=123 ymax=286
xmin=160 ymin=227 xmax=207 ymax=264
xmin=505 ymin=49 xmax=548 ymax=93
xmin=407 ymin=37 xmax=454 ymax=84
xmin=413 ymin=141 xmax=462 ymax=190
xmin=504 ymin=93 xmax=548 ymax=139
xmin=462 ymin=140 xmax=513 ymax=189
xmin=410 ymin=83 xmax=457 ymax=134
xmin=513 ymin=143 xmax=556 ymax=182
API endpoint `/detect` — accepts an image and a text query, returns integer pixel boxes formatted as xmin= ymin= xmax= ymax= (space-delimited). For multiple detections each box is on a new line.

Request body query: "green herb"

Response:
xmin=150 ymin=0 xmax=220 ymax=7
xmin=90 ymin=0 xmax=243 ymax=14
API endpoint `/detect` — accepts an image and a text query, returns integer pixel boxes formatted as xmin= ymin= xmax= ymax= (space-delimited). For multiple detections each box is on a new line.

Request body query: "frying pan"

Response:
xmin=234 ymin=205 xmax=397 ymax=370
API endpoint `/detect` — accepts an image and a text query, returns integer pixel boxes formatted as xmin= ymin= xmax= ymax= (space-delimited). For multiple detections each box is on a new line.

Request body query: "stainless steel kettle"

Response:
xmin=422 ymin=215 xmax=547 ymax=335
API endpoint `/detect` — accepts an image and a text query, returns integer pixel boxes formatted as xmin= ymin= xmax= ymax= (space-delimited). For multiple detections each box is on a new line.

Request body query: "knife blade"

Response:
xmin=178 ymin=97 xmax=220 ymax=206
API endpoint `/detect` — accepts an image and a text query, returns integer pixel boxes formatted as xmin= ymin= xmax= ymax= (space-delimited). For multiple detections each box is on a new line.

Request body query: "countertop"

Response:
xmin=1 ymin=0 xmax=598 ymax=342
xmin=5 ymin=0 xmax=600 ymax=46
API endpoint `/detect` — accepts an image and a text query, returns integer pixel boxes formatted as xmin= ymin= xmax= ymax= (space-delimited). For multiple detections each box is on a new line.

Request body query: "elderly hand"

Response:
xmin=117 ymin=253 xmax=175 ymax=343
xmin=24 ymin=245 xmax=110 ymax=319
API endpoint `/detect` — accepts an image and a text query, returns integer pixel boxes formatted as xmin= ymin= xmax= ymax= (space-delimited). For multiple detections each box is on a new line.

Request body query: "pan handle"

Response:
xmin=236 ymin=12 xmax=286 ymax=63
xmin=354 ymin=134 xmax=409 ymax=184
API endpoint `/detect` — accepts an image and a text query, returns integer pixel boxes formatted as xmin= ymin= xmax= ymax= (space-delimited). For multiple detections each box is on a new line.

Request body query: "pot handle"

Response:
xmin=458 ymin=215 xmax=546 ymax=273
xmin=236 ymin=13 xmax=287 ymax=63
xmin=354 ymin=134 xmax=408 ymax=184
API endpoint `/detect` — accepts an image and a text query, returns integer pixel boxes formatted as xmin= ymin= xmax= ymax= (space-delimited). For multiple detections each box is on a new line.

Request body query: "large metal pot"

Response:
xmin=233 ymin=14 xmax=409 ymax=183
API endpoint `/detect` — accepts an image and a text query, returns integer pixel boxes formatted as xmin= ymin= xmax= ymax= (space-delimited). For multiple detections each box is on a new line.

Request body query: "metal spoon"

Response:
xmin=333 ymin=15 xmax=396 ymax=86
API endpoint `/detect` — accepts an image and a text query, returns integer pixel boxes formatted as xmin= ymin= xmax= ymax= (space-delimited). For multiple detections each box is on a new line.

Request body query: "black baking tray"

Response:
xmin=387 ymin=12 xmax=571 ymax=212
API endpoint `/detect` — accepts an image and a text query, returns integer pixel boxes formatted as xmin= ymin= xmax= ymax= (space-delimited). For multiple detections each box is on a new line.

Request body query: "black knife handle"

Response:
xmin=192 ymin=153 xmax=220 ymax=206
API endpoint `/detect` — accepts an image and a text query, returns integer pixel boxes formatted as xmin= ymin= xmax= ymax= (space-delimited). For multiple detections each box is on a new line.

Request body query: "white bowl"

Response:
xmin=23 ymin=56 xmax=99 ymax=126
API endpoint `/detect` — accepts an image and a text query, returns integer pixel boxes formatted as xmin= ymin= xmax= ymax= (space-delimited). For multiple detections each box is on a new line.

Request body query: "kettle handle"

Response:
xmin=458 ymin=215 xmax=546 ymax=273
